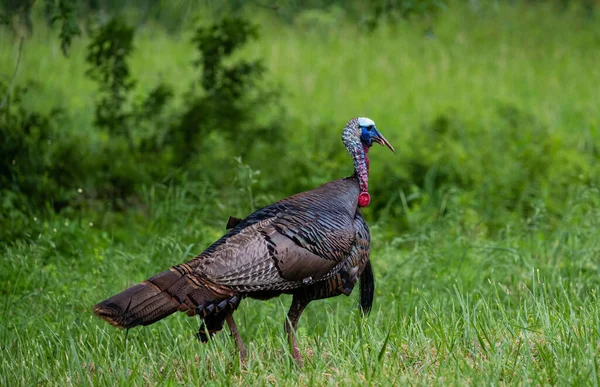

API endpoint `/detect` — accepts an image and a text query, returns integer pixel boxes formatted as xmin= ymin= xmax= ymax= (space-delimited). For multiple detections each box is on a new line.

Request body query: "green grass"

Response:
xmin=2 ymin=184 xmax=600 ymax=385
xmin=2 ymin=1 xmax=600 ymax=385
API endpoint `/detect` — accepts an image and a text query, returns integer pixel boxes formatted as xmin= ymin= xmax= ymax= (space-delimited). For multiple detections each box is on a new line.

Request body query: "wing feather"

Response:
xmin=185 ymin=178 xmax=361 ymax=293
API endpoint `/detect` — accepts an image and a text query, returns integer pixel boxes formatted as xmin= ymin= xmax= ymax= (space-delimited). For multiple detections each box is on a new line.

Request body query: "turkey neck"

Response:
xmin=350 ymin=144 xmax=370 ymax=194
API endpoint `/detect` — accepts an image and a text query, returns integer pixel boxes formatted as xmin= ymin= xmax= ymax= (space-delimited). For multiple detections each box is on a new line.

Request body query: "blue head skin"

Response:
xmin=341 ymin=117 xmax=395 ymax=207
xmin=357 ymin=117 xmax=395 ymax=151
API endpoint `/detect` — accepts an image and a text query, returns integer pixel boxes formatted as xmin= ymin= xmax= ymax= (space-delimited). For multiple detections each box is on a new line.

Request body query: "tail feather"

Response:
xmin=359 ymin=260 xmax=375 ymax=316
xmin=94 ymin=268 xmax=217 ymax=329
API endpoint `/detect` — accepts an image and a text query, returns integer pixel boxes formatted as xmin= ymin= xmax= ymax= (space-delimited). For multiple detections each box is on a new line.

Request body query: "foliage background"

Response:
xmin=1 ymin=0 xmax=600 ymax=385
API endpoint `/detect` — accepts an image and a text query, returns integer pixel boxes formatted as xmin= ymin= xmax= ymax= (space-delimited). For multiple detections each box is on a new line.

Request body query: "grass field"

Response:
xmin=2 ymin=186 xmax=600 ymax=385
xmin=2 ymin=2 xmax=600 ymax=385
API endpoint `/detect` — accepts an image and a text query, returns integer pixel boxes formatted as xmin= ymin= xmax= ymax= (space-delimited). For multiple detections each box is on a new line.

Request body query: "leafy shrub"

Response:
xmin=0 ymin=82 xmax=85 ymax=240
xmin=371 ymin=104 xmax=599 ymax=236
xmin=86 ymin=18 xmax=136 ymax=138
xmin=166 ymin=16 xmax=284 ymax=167
xmin=0 ymin=15 xmax=285 ymax=242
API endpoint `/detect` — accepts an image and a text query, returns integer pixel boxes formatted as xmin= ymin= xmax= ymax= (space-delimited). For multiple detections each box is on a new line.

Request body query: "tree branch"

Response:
xmin=0 ymin=37 xmax=24 ymax=111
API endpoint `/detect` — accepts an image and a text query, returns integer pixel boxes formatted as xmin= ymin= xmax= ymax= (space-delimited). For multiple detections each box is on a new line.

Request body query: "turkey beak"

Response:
xmin=373 ymin=131 xmax=395 ymax=153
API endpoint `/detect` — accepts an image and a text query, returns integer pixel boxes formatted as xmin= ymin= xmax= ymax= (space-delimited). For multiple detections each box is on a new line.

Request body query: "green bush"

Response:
xmin=0 ymin=15 xmax=286 ymax=242
xmin=371 ymin=104 xmax=599 ymax=236
xmin=0 ymin=82 xmax=80 ymax=240
xmin=1 ymin=2 xmax=599 ymax=244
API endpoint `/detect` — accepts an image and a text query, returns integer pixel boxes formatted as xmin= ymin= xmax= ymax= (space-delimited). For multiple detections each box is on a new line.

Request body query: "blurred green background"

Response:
xmin=1 ymin=0 xmax=600 ymax=385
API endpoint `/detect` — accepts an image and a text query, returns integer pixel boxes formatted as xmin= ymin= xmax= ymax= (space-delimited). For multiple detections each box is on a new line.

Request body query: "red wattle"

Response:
xmin=358 ymin=192 xmax=371 ymax=207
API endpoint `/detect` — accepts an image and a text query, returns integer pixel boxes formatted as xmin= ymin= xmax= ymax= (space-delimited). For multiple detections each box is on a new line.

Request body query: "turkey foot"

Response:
xmin=285 ymin=296 xmax=309 ymax=367
xmin=226 ymin=314 xmax=247 ymax=364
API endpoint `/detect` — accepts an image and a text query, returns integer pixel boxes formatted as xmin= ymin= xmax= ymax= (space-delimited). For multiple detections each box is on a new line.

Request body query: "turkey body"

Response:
xmin=94 ymin=175 xmax=374 ymax=364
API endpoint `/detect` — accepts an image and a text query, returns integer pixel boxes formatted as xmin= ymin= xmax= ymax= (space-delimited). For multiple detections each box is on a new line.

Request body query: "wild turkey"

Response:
xmin=94 ymin=117 xmax=394 ymax=365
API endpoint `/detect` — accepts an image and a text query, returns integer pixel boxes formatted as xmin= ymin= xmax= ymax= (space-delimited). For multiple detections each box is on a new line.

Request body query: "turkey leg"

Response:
xmin=225 ymin=314 xmax=247 ymax=364
xmin=285 ymin=296 xmax=309 ymax=367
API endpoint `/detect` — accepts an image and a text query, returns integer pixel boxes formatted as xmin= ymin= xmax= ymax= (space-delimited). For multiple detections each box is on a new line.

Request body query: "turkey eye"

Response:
xmin=368 ymin=126 xmax=374 ymax=131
